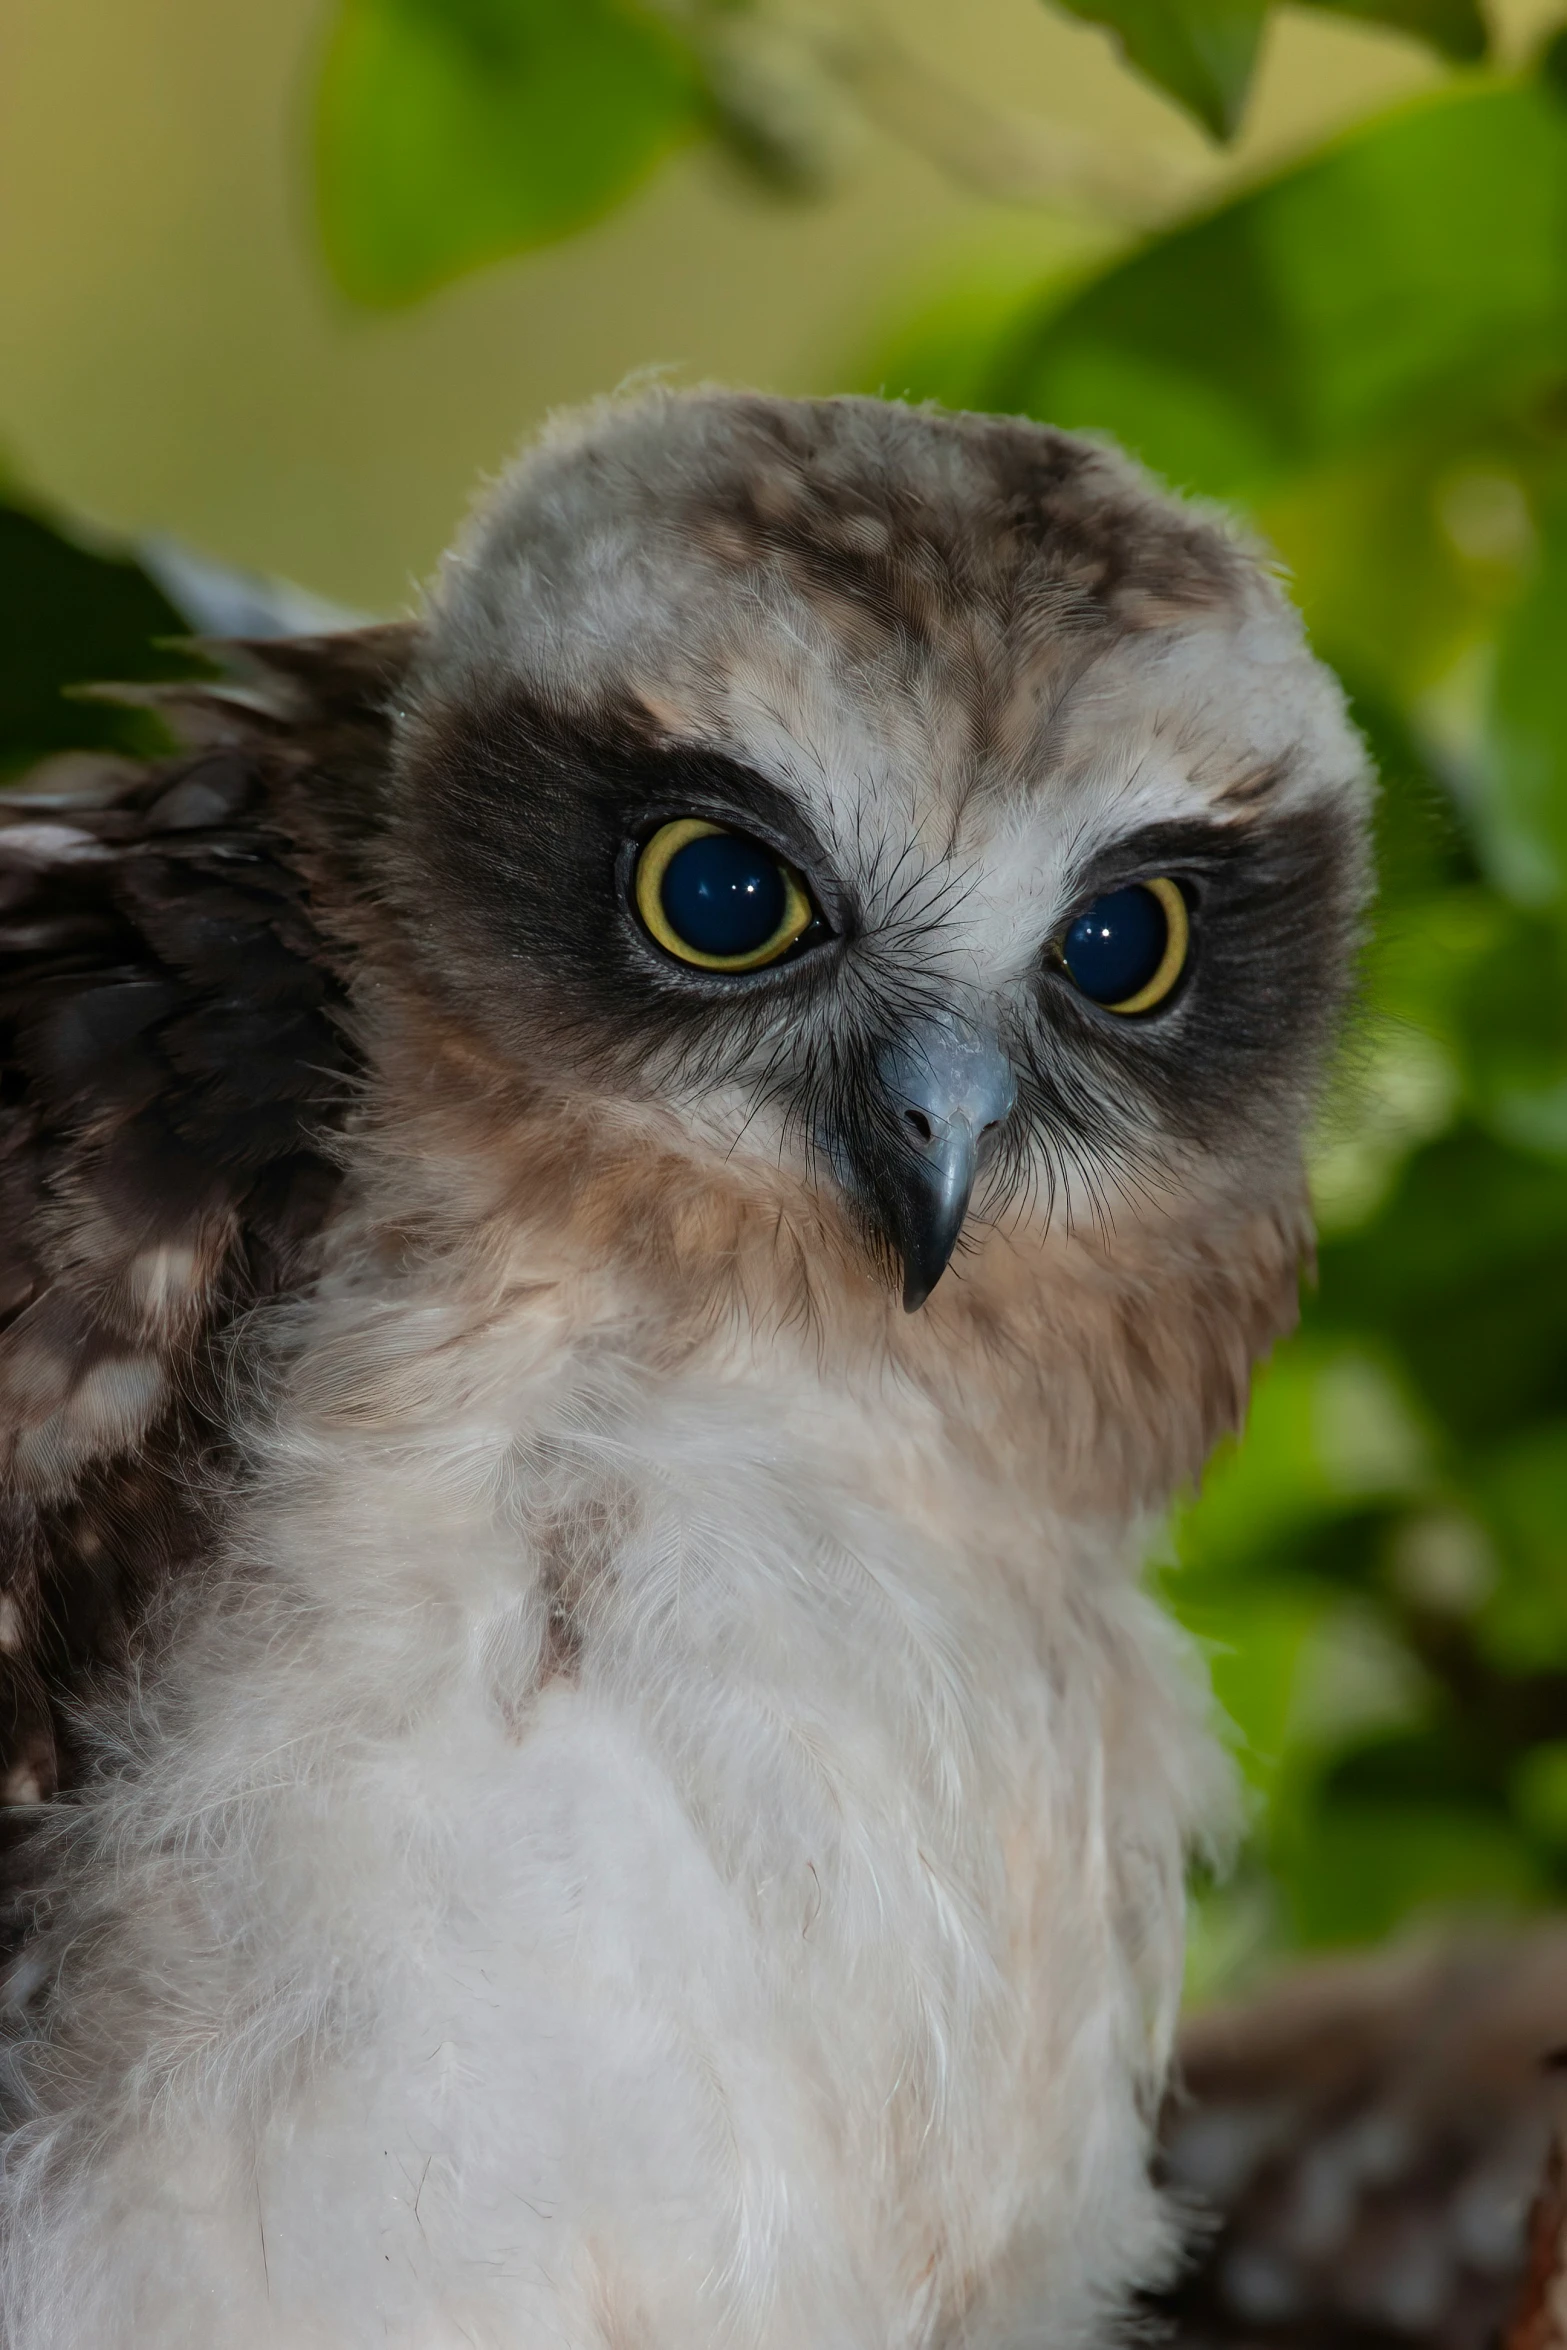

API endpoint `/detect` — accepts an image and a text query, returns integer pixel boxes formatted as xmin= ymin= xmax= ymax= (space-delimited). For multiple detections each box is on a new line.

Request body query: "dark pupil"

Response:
xmin=1062 ymin=884 xmax=1169 ymax=1005
xmin=661 ymin=833 xmax=786 ymax=959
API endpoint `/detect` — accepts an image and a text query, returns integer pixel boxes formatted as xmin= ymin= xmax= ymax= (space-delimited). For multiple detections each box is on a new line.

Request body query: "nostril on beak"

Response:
xmin=868 ymin=1020 xmax=1019 ymax=1310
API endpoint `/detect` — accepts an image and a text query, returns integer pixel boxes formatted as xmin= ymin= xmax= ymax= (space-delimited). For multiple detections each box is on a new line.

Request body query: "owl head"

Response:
xmin=378 ymin=391 xmax=1369 ymax=1500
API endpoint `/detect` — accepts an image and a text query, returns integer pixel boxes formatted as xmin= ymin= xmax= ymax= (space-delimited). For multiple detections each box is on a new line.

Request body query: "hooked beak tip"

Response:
xmin=831 ymin=1017 xmax=1017 ymax=1315
xmin=895 ymin=1118 xmax=983 ymax=1312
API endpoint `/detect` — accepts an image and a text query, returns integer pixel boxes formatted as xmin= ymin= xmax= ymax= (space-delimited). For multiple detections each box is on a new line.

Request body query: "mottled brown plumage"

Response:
xmin=1160 ymin=1931 xmax=1567 ymax=2350
xmin=0 ymin=630 xmax=410 ymax=1829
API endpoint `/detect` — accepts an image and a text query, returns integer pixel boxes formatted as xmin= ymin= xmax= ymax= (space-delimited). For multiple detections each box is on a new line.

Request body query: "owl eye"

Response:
xmin=634 ymin=819 xmax=818 ymax=973
xmin=1059 ymin=877 xmax=1189 ymax=1014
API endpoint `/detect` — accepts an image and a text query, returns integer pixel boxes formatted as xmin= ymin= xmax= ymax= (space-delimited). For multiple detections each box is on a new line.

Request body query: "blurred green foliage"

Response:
xmin=317 ymin=0 xmax=702 ymax=303
xmin=7 ymin=0 xmax=1567 ymax=1986
xmin=312 ymin=0 xmax=1498 ymax=304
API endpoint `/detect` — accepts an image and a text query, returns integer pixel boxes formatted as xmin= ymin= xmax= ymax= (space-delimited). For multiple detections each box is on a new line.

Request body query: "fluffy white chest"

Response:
xmin=1 ymin=1307 xmax=1217 ymax=2350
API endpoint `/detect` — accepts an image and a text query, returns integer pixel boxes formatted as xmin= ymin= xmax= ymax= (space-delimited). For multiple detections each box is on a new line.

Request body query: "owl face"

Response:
xmin=391 ymin=392 xmax=1369 ymax=1322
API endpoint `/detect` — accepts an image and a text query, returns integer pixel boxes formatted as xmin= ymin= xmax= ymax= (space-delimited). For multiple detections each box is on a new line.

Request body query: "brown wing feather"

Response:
xmin=0 ymin=625 xmax=413 ymax=1827
xmin=1159 ymin=1929 xmax=1567 ymax=2350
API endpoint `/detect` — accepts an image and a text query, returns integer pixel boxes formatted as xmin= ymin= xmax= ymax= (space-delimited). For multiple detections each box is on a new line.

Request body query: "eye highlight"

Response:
xmin=634 ymin=819 xmax=817 ymax=973
xmin=1060 ymin=877 xmax=1189 ymax=1014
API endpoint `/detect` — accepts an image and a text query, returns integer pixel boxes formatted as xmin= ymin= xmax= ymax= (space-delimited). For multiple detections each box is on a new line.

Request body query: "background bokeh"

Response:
xmin=1 ymin=0 xmax=1540 ymax=607
xmin=6 ymin=0 xmax=1567 ymax=2002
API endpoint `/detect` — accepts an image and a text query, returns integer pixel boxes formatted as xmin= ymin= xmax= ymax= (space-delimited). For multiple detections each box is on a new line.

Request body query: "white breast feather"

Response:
xmin=0 ymin=1240 xmax=1225 ymax=2348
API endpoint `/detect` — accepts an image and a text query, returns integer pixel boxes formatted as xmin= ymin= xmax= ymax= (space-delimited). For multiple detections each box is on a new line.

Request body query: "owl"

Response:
xmin=0 ymin=391 xmax=1368 ymax=2348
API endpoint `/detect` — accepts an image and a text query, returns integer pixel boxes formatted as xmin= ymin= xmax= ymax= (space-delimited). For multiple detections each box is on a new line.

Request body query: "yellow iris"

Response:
xmin=1107 ymin=878 xmax=1189 ymax=1014
xmin=633 ymin=819 xmax=816 ymax=973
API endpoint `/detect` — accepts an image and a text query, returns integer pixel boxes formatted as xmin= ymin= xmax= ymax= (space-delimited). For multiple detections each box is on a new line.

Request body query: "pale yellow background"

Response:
xmin=0 ymin=0 xmax=1553 ymax=609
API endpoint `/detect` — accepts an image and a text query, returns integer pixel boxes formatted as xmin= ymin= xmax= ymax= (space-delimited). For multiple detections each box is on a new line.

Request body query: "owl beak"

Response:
xmin=872 ymin=1021 xmax=1017 ymax=1312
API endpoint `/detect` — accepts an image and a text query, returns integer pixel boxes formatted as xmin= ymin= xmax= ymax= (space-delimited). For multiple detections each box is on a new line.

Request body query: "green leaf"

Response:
xmin=1174 ymin=1342 xmax=1430 ymax=1588
xmin=1473 ymin=1422 xmax=1567 ymax=1670
xmin=316 ymin=0 xmax=704 ymax=305
xmin=1050 ymin=0 xmax=1268 ymax=140
xmin=1305 ymin=0 xmax=1486 ymax=66
xmin=1485 ymin=485 xmax=1567 ymax=904
xmin=1279 ymin=1798 xmax=1543 ymax=1944
xmin=1048 ymin=0 xmax=1484 ymax=141
xmin=1315 ymin=1127 xmax=1567 ymax=1443
xmin=1179 ymin=1581 xmax=1333 ymax=1790
xmin=1512 ymin=1738 xmax=1567 ymax=1849
xmin=987 ymin=83 xmax=1567 ymax=498
xmin=0 ymin=499 xmax=205 ymax=781
xmin=1257 ymin=440 xmax=1536 ymax=710
xmin=1350 ymin=685 xmax=1479 ymax=909
xmin=1538 ymin=21 xmax=1567 ymax=103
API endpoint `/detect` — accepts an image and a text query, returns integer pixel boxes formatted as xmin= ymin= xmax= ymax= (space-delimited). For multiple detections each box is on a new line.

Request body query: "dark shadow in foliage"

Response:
xmin=0 ymin=500 xmax=209 ymax=782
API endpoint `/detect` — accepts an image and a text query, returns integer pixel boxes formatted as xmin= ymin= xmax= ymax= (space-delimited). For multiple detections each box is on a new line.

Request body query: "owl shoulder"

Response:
xmin=0 ymin=625 xmax=412 ymax=1825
